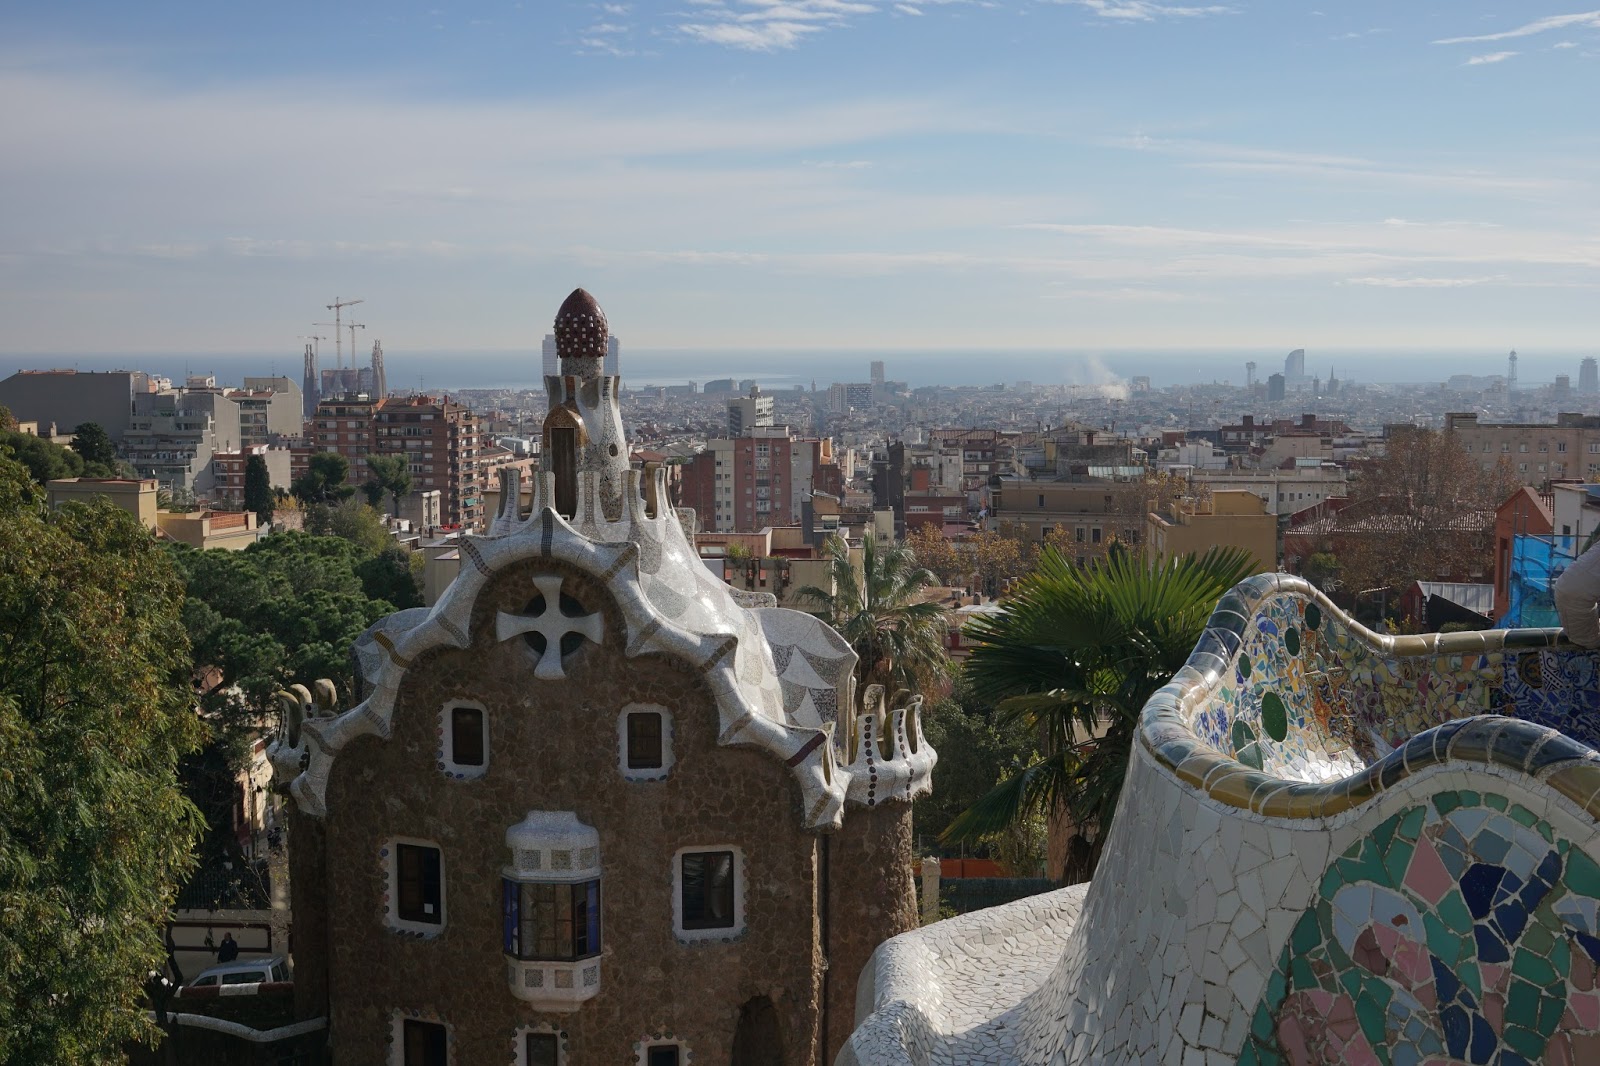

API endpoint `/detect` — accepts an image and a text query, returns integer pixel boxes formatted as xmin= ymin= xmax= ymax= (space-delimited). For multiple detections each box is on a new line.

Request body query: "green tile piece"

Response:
xmin=1512 ymin=948 xmax=1558 ymax=986
xmin=1291 ymin=914 xmax=1321 ymax=955
xmin=1437 ymin=890 xmax=1474 ymax=935
xmin=1511 ymin=804 xmax=1539 ymax=828
xmin=1305 ymin=603 xmax=1322 ymax=630
xmin=1285 ymin=627 xmax=1301 ymax=656
xmin=1487 ymin=793 xmax=1508 ymax=811
xmin=1252 ymin=1005 xmax=1276 ymax=1041
xmin=1266 ymin=967 xmax=1286 ymax=1007
xmin=1339 ymin=969 xmax=1362 ymax=1001
xmin=1397 ymin=805 xmax=1426 ymax=842
xmin=1537 ymin=987 xmax=1567 ymax=1037
xmin=1290 ymin=956 xmax=1315 ymax=991
xmin=1241 ymin=655 xmax=1253 ymax=678
xmin=1355 ymin=992 xmax=1387 ymax=1048
xmin=1461 ymin=790 xmax=1480 ymax=807
xmin=1238 ymin=1043 xmax=1260 ymax=1066
xmin=1262 ymin=690 xmax=1288 ymax=742
xmin=1384 ymin=838 xmax=1414 ymax=884
xmin=1501 ymin=1023 xmax=1544 ymax=1060
xmin=1567 ymin=849 xmax=1600 ymax=897
xmin=1551 ymin=936 xmax=1570 ymax=979
xmin=1521 ymin=918 xmax=1555 ymax=956
xmin=1435 ymin=791 xmax=1462 ymax=816
xmin=1423 ymin=913 xmax=1461 ymax=966
xmin=1459 ymin=959 xmax=1483 ymax=1000
xmin=1506 ymin=979 xmax=1540 ymax=1026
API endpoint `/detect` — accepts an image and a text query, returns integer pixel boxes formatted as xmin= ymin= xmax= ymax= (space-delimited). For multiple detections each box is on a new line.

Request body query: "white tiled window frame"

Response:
xmin=633 ymin=1035 xmax=693 ymax=1066
xmin=388 ymin=1008 xmax=453 ymax=1066
xmin=618 ymin=703 xmax=674 ymax=782
xmin=513 ymin=1024 xmax=568 ymax=1066
xmin=438 ymin=699 xmax=489 ymax=780
xmin=383 ymin=836 xmax=447 ymax=938
xmin=671 ymin=845 xmax=746 ymax=944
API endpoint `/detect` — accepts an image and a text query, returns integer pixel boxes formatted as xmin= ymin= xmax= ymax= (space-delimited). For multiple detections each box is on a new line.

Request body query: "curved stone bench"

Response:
xmin=843 ymin=574 xmax=1600 ymax=1065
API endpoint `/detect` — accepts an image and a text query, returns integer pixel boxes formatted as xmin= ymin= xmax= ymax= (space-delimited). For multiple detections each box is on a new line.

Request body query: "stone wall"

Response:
xmin=307 ymin=557 xmax=827 ymax=1065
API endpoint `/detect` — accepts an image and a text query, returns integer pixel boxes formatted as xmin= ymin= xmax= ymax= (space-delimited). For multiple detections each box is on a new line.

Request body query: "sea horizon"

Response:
xmin=1 ymin=346 xmax=1591 ymax=394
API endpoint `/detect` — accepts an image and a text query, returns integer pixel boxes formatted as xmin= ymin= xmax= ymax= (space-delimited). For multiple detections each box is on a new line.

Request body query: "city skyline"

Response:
xmin=2 ymin=2 xmax=1598 ymax=353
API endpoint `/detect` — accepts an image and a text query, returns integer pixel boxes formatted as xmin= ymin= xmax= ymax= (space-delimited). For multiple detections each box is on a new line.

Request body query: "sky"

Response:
xmin=1 ymin=2 xmax=1598 ymax=359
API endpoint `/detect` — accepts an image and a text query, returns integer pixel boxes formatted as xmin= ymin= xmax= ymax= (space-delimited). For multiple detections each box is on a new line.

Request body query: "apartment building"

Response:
xmin=210 ymin=444 xmax=313 ymax=506
xmin=988 ymin=476 xmax=1141 ymax=557
xmin=312 ymin=394 xmax=483 ymax=527
xmin=1145 ymin=490 xmax=1278 ymax=574
xmin=1191 ymin=462 xmax=1348 ymax=516
xmin=1446 ymin=411 xmax=1600 ymax=485
xmin=678 ymin=427 xmax=839 ymax=533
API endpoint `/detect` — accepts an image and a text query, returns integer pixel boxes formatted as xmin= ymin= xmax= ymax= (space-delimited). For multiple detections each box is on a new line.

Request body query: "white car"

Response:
xmin=182 ymin=955 xmax=291 ymax=993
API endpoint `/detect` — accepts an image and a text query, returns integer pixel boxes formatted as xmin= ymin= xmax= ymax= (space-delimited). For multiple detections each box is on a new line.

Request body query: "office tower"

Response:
xmin=1245 ymin=362 xmax=1257 ymax=388
xmin=1581 ymin=357 xmax=1597 ymax=395
xmin=542 ymin=334 xmax=558 ymax=380
xmin=605 ymin=335 xmax=620 ymax=377
xmin=1267 ymin=373 xmax=1286 ymax=402
xmin=870 ymin=360 xmax=885 ymax=387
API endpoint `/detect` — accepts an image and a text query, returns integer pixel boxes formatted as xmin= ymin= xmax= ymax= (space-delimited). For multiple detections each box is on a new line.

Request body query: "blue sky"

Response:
xmin=1 ymin=2 xmax=1597 ymax=355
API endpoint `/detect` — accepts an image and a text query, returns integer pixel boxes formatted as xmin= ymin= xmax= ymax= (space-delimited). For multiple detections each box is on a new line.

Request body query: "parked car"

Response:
xmin=181 ymin=955 xmax=291 ymax=992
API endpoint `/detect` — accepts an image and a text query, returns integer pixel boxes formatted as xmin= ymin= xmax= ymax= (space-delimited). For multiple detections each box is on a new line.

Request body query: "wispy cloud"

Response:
xmin=1056 ymin=0 xmax=1235 ymax=21
xmin=679 ymin=0 xmax=878 ymax=50
xmin=804 ymin=159 xmax=874 ymax=168
xmin=1344 ymin=275 xmax=1507 ymax=289
xmin=896 ymin=3 xmax=923 ymax=13
xmin=1465 ymin=50 xmax=1518 ymax=66
xmin=1555 ymin=40 xmax=1580 ymax=48
xmin=1434 ymin=11 xmax=1600 ymax=45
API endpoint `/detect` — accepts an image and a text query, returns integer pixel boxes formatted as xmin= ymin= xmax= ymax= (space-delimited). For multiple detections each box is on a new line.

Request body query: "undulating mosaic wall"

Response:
xmin=840 ymin=574 xmax=1600 ymax=1066
xmin=1243 ymin=793 xmax=1600 ymax=1066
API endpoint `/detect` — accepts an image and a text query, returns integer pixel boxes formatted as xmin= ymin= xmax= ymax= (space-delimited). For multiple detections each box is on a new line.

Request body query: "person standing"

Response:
xmin=216 ymin=932 xmax=239 ymax=963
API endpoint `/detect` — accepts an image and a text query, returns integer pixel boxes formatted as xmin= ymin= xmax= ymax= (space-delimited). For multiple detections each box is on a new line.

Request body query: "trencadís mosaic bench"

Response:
xmin=841 ymin=574 xmax=1600 ymax=1066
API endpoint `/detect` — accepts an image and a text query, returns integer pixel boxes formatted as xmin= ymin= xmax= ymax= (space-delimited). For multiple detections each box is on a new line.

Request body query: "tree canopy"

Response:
xmin=290 ymin=451 xmax=354 ymax=504
xmin=68 ymin=422 xmax=116 ymax=468
xmin=362 ymin=453 xmax=413 ymax=516
xmin=168 ymin=530 xmax=417 ymax=858
xmin=0 ymin=455 xmax=203 ymax=1064
xmin=1 ymin=429 xmax=118 ymax=485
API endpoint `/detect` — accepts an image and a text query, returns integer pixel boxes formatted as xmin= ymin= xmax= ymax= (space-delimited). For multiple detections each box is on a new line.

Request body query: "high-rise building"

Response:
xmin=679 ymin=426 xmax=841 ymax=532
xmin=1508 ymin=350 xmax=1519 ymax=393
xmin=313 ymin=394 xmax=483 ymax=527
xmin=1581 ymin=358 xmax=1598 ymax=395
xmin=1267 ymin=373 xmax=1287 ymax=402
xmin=1284 ymin=349 xmax=1306 ymax=383
xmin=542 ymin=334 xmax=558 ymax=380
xmin=605 ymin=335 xmax=620 ymax=377
xmin=726 ymin=385 xmax=774 ymax=437
xmin=870 ymin=360 xmax=885 ymax=387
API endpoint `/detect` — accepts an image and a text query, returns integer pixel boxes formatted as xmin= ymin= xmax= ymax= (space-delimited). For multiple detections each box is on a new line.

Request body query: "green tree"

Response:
xmin=290 ymin=451 xmax=354 ymax=504
xmin=913 ymin=679 xmax=1040 ymax=859
xmin=943 ymin=545 xmax=1253 ymax=881
xmin=306 ymin=498 xmax=394 ymax=556
xmin=796 ymin=532 xmax=949 ymax=693
xmin=69 ymin=421 xmax=116 ymax=468
xmin=169 ymin=530 xmax=410 ymax=858
xmin=1 ymin=430 xmax=87 ymax=484
xmin=0 ymin=404 xmax=15 ymax=431
xmin=244 ymin=453 xmax=275 ymax=527
xmin=362 ymin=453 xmax=413 ymax=516
xmin=0 ymin=455 xmax=204 ymax=1063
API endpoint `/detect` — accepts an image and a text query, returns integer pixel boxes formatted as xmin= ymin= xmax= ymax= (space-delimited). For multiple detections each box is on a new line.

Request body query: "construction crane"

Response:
xmin=319 ymin=296 xmax=364 ymax=369
xmin=344 ymin=321 xmax=367 ymax=369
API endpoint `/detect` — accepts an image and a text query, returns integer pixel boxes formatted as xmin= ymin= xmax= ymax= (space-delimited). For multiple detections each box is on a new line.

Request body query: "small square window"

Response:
xmin=647 ymin=1048 xmax=680 ymax=1066
xmin=403 ymin=1019 xmax=447 ymax=1066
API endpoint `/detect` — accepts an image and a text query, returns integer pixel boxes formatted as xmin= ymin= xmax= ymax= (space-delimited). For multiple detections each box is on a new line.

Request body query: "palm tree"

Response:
xmin=796 ymin=533 xmax=950 ymax=694
xmin=942 ymin=544 xmax=1254 ymax=882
